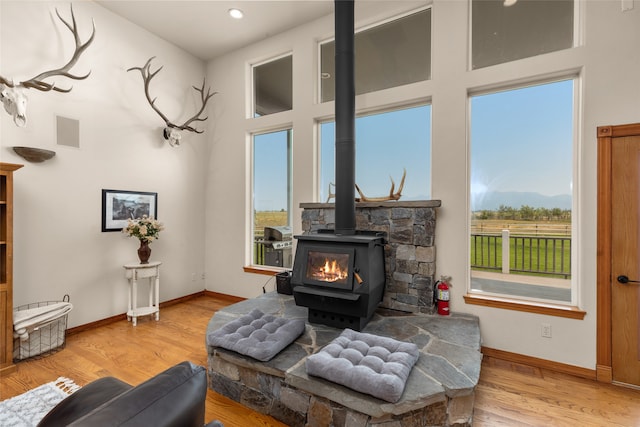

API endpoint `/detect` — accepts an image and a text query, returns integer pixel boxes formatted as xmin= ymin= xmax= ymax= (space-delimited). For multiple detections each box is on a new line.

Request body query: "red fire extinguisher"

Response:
xmin=434 ymin=276 xmax=451 ymax=315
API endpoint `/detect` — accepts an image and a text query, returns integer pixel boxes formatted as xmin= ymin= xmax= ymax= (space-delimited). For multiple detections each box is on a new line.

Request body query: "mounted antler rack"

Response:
xmin=127 ymin=57 xmax=216 ymax=147
xmin=0 ymin=5 xmax=95 ymax=127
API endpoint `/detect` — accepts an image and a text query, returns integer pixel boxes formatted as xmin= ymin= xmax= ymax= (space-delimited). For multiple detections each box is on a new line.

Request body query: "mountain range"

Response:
xmin=471 ymin=191 xmax=572 ymax=211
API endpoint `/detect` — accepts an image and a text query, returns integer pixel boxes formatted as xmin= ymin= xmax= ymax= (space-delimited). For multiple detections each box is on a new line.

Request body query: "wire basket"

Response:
xmin=13 ymin=295 xmax=70 ymax=361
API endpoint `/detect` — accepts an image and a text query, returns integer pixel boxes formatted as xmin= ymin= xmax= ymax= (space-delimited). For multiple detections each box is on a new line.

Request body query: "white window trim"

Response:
xmin=316 ymin=5 xmax=432 ymax=104
xmin=247 ymin=127 xmax=294 ymax=270
xmin=248 ymin=51 xmax=293 ymax=119
xmin=467 ymin=0 xmax=580 ymax=71
xmin=465 ymin=71 xmax=583 ymax=313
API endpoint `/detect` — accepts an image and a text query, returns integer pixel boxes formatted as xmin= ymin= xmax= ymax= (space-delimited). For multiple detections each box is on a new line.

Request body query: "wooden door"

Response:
xmin=610 ymin=132 xmax=640 ymax=387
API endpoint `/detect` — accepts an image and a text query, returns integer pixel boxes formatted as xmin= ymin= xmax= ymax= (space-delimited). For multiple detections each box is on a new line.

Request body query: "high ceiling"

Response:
xmin=95 ymin=1 xmax=335 ymax=61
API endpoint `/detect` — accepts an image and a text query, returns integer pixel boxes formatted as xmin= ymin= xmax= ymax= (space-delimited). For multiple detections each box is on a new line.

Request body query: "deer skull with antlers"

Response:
xmin=128 ymin=57 xmax=216 ymax=147
xmin=0 ymin=5 xmax=95 ymax=127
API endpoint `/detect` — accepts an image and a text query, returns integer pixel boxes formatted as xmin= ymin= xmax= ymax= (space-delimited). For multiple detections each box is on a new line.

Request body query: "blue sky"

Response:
xmin=320 ymin=105 xmax=431 ymax=203
xmin=253 ymin=79 xmax=573 ymax=212
xmin=253 ymin=130 xmax=290 ymax=212
xmin=470 ymin=79 xmax=574 ymax=205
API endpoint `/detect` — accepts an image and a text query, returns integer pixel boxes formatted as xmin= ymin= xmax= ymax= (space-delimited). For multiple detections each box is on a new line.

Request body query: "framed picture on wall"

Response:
xmin=101 ymin=189 xmax=158 ymax=232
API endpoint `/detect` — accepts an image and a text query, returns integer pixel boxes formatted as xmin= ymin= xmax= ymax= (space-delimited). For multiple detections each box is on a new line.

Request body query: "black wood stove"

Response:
xmin=291 ymin=230 xmax=385 ymax=330
xmin=292 ymin=0 xmax=386 ymax=331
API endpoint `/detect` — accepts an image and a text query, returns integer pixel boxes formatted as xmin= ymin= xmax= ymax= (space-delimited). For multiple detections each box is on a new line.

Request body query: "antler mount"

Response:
xmin=0 ymin=5 xmax=95 ymax=126
xmin=128 ymin=57 xmax=215 ymax=146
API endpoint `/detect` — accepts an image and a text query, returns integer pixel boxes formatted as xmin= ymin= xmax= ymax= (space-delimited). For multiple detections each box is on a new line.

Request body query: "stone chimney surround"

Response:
xmin=300 ymin=200 xmax=441 ymax=314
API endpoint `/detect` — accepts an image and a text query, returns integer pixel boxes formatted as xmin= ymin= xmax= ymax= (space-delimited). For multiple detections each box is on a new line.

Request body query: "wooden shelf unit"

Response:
xmin=1 ymin=162 xmax=23 ymax=374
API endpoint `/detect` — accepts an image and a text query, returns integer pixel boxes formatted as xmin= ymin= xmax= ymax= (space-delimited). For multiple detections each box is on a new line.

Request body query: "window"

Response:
xmin=320 ymin=9 xmax=431 ymax=103
xmin=252 ymin=129 xmax=293 ymax=269
xmin=253 ymin=55 xmax=292 ymax=117
xmin=471 ymin=0 xmax=574 ymax=69
xmin=320 ymin=104 xmax=431 ymax=202
xmin=469 ymin=79 xmax=574 ymax=304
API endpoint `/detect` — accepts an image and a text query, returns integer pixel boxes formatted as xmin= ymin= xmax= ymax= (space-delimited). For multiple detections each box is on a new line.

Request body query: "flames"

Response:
xmin=312 ymin=258 xmax=348 ymax=283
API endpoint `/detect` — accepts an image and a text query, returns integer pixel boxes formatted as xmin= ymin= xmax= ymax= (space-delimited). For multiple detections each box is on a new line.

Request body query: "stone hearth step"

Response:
xmin=206 ymin=292 xmax=481 ymax=427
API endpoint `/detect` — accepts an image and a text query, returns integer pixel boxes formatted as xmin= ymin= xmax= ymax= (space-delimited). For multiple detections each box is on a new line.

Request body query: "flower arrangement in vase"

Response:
xmin=122 ymin=215 xmax=164 ymax=264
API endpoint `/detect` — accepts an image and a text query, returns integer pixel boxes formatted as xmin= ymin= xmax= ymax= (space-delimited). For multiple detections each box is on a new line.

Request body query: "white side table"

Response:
xmin=123 ymin=261 xmax=161 ymax=326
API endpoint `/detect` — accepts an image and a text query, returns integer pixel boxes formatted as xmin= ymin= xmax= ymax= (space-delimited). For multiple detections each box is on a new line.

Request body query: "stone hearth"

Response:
xmin=207 ymin=292 xmax=481 ymax=427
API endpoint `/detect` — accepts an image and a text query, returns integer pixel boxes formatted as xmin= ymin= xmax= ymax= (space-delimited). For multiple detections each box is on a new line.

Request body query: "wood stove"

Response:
xmin=292 ymin=0 xmax=386 ymax=330
xmin=292 ymin=230 xmax=385 ymax=330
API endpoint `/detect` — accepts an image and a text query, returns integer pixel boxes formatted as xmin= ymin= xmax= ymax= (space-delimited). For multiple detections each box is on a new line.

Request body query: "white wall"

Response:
xmin=2 ymin=0 xmax=638 ymax=370
xmin=1 ymin=1 xmax=209 ymax=327
xmin=204 ymin=0 xmax=640 ymax=370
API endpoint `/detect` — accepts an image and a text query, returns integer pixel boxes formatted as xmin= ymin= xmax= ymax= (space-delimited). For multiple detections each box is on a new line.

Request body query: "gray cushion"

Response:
xmin=207 ymin=309 xmax=305 ymax=362
xmin=305 ymin=328 xmax=419 ymax=403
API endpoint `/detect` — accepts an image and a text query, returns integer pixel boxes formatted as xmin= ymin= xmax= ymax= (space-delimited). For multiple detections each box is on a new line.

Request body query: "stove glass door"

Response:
xmin=301 ymin=246 xmax=354 ymax=291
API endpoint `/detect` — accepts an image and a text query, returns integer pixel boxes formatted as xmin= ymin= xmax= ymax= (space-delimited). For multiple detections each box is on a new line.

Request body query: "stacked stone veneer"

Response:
xmin=300 ymin=200 xmax=441 ymax=314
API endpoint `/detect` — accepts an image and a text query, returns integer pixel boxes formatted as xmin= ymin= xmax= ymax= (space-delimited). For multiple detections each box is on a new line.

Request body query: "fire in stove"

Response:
xmin=307 ymin=252 xmax=349 ymax=284
xmin=297 ymin=245 xmax=355 ymax=291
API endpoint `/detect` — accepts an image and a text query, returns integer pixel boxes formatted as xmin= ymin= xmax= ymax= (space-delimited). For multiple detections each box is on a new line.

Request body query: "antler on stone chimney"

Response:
xmin=355 ymin=169 xmax=406 ymax=202
xmin=326 ymin=169 xmax=407 ymax=203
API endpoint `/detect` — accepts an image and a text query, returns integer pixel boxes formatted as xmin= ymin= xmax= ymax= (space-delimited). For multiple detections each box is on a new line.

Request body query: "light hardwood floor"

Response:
xmin=1 ymin=294 xmax=640 ymax=426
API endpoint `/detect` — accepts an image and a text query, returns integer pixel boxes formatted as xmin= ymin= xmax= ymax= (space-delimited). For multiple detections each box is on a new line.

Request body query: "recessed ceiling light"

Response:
xmin=228 ymin=8 xmax=244 ymax=19
xmin=503 ymin=0 xmax=517 ymax=6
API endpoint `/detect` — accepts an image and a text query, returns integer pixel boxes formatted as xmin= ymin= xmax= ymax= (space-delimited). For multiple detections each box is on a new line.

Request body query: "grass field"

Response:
xmin=254 ymin=211 xmax=288 ymax=236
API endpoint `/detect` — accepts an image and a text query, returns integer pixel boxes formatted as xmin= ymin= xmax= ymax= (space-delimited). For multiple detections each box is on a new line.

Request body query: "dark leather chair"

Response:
xmin=37 ymin=361 xmax=222 ymax=427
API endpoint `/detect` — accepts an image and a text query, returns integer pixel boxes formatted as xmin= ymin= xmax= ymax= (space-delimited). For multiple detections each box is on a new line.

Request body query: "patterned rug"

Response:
xmin=0 ymin=377 xmax=80 ymax=427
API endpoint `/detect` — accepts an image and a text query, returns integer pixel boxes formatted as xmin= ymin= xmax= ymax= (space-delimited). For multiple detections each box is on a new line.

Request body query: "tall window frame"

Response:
xmin=250 ymin=128 xmax=293 ymax=270
xmin=465 ymin=75 xmax=582 ymax=317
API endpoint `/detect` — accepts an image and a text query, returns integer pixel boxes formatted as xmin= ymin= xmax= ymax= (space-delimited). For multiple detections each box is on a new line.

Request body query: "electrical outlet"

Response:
xmin=201 ymin=273 xmax=206 ymax=280
xmin=191 ymin=273 xmax=196 ymax=282
xmin=541 ymin=323 xmax=552 ymax=338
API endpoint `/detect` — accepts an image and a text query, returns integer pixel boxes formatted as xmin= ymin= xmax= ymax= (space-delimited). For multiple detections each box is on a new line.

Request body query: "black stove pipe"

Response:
xmin=334 ymin=0 xmax=356 ymax=235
